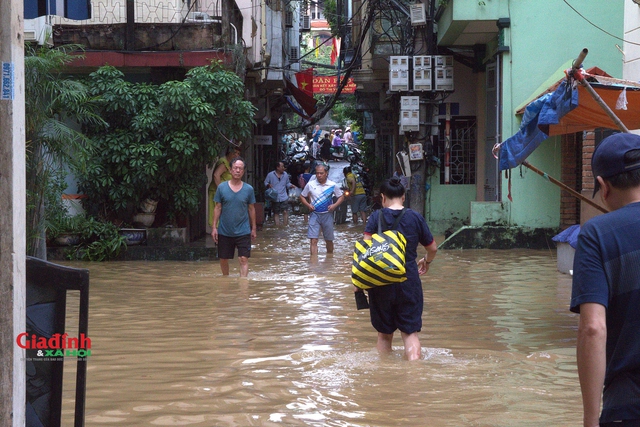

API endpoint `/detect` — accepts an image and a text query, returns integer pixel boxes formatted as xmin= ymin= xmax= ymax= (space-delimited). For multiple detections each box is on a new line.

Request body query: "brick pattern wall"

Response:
xmin=582 ymin=131 xmax=596 ymax=197
xmin=560 ymin=133 xmax=582 ymax=228
xmin=580 ymin=129 xmax=612 ymax=224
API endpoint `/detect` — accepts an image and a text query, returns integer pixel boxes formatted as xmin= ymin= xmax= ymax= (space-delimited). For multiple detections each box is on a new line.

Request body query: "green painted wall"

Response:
xmin=437 ymin=0 xmax=623 ymax=229
xmin=425 ymin=182 xmax=476 ymax=222
xmin=498 ymin=0 xmax=623 ymax=227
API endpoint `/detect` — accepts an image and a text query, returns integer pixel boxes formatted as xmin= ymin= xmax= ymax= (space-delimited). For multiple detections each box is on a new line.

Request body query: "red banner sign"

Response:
xmin=312 ymin=76 xmax=356 ymax=94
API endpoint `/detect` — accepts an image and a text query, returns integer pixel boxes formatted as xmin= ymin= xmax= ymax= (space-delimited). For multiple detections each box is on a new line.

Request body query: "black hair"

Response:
xmin=607 ymin=149 xmax=640 ymax=190
xmin=379 ymin=177 xmax=405 ymax=199
xmin=275 ymin=160 xmax=284 ymax=169
xmin=343 ymin=166 xmax=352 ymax=175
xmin=226 ymin=145 xmax=240 ymax=155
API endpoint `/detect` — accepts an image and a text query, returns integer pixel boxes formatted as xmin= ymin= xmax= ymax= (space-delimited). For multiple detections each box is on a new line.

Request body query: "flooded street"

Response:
xmin=60 ymin=214 xmax=582 ymax=426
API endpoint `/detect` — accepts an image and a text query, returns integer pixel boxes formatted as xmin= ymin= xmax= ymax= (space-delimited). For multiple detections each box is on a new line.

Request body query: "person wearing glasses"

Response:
xmin=212 ymin=158 xmax=257 ymax=277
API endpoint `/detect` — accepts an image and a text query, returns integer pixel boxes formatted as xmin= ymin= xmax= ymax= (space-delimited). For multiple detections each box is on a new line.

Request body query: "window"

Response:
xmin=438 ymin=117 xmax=477 ymax=185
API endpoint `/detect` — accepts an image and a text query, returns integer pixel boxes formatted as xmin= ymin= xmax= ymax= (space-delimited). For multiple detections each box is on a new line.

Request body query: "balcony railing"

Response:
xmin=48 ymin=0 xmax=222 ymax=25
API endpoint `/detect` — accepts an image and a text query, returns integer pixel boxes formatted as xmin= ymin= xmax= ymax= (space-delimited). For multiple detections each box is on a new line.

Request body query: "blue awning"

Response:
xmin=499 ymin=79 xmax=578 ymax=171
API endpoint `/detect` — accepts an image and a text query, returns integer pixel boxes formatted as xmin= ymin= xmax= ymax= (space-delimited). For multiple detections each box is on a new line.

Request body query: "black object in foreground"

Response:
xmin=355 ymin=291 xmax=370 ymax=310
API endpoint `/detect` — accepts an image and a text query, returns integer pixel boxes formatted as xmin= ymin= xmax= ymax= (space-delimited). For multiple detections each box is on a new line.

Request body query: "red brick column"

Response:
xmin=580 ymin=130 xmax=607 ymax=224
xmin=560 ymin=133 xmax=581 ymax=228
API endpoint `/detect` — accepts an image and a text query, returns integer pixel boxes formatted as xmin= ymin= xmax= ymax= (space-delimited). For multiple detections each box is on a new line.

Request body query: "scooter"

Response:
xmin=330 ymin=141 xmax=354 ymax=162
xmin=285 ymin=137 xmax=308 ymax=165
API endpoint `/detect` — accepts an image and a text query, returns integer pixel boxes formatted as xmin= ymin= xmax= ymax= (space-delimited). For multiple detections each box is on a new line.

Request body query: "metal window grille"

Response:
xmin=439 ymin=117 xmax=477 ymax=185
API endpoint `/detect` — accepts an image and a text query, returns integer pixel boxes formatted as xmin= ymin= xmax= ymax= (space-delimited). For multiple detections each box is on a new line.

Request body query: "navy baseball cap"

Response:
xmin=592 ymin=132 xmax=640 ymax=197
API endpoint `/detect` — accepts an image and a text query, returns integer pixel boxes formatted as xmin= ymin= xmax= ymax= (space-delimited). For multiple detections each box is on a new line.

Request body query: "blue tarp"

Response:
xmin=499 ymin=79 xmax=579 ymax=171
xmin=552 ymin=224 xmax=581 ymax=249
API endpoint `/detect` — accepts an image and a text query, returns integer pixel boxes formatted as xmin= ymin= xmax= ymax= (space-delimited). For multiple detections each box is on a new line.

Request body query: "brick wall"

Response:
xmin=580 ymin=130 xmax=610 ymax=224
xmin=560 ymin=132 xmax=582 ymax=228
xmin=582 ymin=131 xmax=596 ymax=196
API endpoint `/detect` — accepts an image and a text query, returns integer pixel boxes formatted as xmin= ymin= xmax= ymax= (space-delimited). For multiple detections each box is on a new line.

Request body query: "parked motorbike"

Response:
xmin=345 ymin=142 xmax=362 ymax=163
xmin=284 ymin=137 xmax=308 ymax=165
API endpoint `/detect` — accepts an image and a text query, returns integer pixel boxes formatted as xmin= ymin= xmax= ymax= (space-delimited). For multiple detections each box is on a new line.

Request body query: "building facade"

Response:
xmin=351 ymin=0 xmax=626 ymax=238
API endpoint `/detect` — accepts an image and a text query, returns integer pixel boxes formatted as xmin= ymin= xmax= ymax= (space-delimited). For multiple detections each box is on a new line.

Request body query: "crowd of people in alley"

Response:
xmin=207 ymin=130 xmax=640 ymax=424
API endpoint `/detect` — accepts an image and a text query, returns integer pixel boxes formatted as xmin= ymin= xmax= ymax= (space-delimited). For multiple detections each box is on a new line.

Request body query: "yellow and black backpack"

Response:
xmin=351 ymin=209 xmax=407 ymax=290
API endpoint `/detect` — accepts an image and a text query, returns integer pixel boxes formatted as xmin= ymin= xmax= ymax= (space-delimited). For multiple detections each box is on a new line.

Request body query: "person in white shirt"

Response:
xmin=299 ymin=164 xmax=345 ymax=255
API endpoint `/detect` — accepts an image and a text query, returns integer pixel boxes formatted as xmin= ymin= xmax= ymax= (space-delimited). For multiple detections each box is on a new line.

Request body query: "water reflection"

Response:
xmin=61 ymin=215 xmax=581 ymax=426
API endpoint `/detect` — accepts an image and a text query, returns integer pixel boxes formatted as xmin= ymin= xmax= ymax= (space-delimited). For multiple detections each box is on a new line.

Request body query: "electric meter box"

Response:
xmin=400 ymin=96 xmax=420 ymax=111
xmin=399 ymin=110 xmax=420 ymax=133
xmin=389 ymin=56 xmax=410 ymax=92
xmin=434 ymin=55 xmax=454 ymax=91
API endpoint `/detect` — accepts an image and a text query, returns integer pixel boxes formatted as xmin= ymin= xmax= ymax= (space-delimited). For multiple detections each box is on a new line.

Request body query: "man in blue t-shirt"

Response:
xmin=212 ymin=158 xmax=257 ymax=277
xmin=299 ymin=163 xmax=344 ymax=255
xmin=571 ymin=132 xmax=640 ymax=427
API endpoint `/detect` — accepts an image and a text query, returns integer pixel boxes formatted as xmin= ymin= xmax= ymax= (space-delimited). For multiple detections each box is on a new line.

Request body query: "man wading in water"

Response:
xmin=211 ymin=158 xmax=257 ymax=277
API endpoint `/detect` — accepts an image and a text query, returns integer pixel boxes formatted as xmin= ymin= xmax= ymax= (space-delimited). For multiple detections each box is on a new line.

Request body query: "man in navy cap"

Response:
xmin=571 ymin=132 xmax=640 ymax=427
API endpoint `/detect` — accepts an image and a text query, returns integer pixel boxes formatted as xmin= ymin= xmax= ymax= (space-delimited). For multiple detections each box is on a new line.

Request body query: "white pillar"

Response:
xmin=0 ymin=0 xmax=27 ymax=424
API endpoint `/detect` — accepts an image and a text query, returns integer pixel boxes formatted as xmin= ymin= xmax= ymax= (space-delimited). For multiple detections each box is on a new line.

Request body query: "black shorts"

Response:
xmin=217 ymin=234 xmax=251 ymax=259
xmin=368 ymin=280 xmax=423 ymax=335
xmin=272 ymin=201 xmax=289 ymax=214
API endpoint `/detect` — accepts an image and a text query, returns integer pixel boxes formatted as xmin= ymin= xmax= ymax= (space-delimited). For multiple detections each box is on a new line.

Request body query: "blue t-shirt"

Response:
xmin=213 ymin=181 xmax=256 ymax=237
xmin=571 ymin=201 xmax=640 ymax=422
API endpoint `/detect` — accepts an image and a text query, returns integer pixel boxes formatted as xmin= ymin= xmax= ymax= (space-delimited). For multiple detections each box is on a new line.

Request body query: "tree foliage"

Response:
xmin=24 ymin=43 xmax=104 ymax=257
xmin=78 ymin=62 xmax=257 ymax=222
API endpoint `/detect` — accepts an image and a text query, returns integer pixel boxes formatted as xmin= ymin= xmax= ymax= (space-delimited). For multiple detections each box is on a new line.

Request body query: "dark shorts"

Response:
xmin=601 ymin=421 xmax=640 ymax=427
xmin=367 ymin=278 xmax=423 ymax=335
xmin=350 ymin=194 xmax=367 ymax=214
xmin=272 ymin=201 xmax=289 ymax=214
xmin=217 ymin=234 xmax=251 ymax=259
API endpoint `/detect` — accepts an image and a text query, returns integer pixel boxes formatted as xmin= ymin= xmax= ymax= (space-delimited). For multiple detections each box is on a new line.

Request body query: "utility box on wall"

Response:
xmin=399 ymin=95 xmax=420 ymax=133
xmin=389 ymin=56 xmax=409 ymax=92
xmin=434 ymin=55 xmax=454 ymax=91
xmin=413 ymin=55 xmax=432 ymax=91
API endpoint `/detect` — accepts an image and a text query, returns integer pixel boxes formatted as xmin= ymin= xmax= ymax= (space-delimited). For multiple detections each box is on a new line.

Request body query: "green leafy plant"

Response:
xmin=78 ymin=62 xmax=256 ymax=223
xmin=24 ymin=43 xmax=105 ymax=257
xmin=63 ymin=217 xmax=127 ymax=261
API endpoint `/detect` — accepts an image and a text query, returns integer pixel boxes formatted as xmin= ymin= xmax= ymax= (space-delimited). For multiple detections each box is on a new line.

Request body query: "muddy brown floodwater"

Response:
xmin=59 ymin=214 xmax=582 ymax=426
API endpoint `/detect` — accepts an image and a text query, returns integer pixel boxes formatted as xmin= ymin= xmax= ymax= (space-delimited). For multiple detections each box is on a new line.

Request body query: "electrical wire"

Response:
xmin=562 ymin=0 xmax=640 ymax=46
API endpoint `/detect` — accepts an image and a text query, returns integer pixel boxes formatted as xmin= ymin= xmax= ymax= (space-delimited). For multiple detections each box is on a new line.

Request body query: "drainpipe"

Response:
xmin=495 ymin=18 xmax=510 ymax=202
xmin=126 ymin=0 xmax=135 ymax=50
xmin=230 ymin=22 xmax=238 ymax=45
xmin=494 ymin=53 xmax=500 ymax=201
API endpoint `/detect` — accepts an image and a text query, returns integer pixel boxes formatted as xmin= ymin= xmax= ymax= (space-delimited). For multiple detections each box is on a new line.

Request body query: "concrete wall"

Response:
xmin=424 ymin=60 xmax=480 ymax=233
xmin=425 ymin=183 xmax=476 ymax=234
xmin=624 ymin=0 xmax=640 ymax=80
xmin=499 ymin=0 xmax=624 ymax=228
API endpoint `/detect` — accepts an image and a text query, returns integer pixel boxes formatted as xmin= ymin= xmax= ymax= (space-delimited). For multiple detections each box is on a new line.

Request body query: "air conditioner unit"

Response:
xmin=186 ymin=12 xmax=219 ymax=23
xmin=285 ymin=11 xmax=294 ymax=27
xmin=24 ymin=17 xmax=51 ymax=45
xmin=290 ymin=46 xmax=300 ymax=61
xmin=409 ymin=3 xmax=426 ymax=26
xmin=300 ymin=14 xmax=311 ymax=30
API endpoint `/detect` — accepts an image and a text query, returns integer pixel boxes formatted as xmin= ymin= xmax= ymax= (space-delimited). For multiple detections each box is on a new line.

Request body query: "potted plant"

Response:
xmin=46 ymin=214 xmax=85 ymax=246
xmin=70 ymin=217 xmax=128 ymax=261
